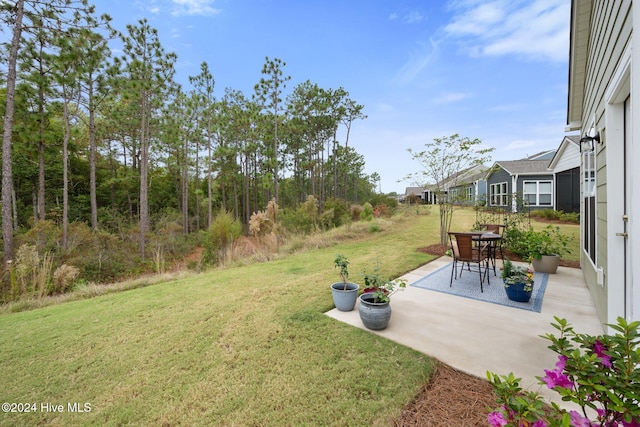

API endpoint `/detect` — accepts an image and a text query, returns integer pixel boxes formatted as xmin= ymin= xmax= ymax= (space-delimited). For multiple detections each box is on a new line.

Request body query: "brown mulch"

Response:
xmin=394 ymin=363 xmax=496 ymax=426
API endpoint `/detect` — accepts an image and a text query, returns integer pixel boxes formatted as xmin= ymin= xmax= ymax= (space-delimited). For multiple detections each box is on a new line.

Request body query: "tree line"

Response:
xmin=1 ymin=0 xmax=374 ymax=264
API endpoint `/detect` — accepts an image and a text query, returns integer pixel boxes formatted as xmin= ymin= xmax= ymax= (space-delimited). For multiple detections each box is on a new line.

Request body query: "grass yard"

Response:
xmin=0 ymin=206 xmax=580 ymax=426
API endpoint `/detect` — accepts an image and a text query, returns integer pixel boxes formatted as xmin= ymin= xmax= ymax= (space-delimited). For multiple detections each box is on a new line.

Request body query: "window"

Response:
xmin=490 ymin=182 xmax=508 ymax=206
xmin=523 ymin=181 xmax=553 ymax=206
xmin=466 ymin=186 xmax=473 ymax=201
xmin=583 ymin=151 xmax=596 ymax=264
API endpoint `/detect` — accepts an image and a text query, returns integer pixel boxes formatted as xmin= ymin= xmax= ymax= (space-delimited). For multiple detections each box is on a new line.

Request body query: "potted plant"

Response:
xmin=501 ymin=258 xmax=535 ymax=302
xmin=330 ymin=254 xmax=360 ymax=311
xmin=524 ymin=225 xmax=571 ymax=274
xmin=358 ymin=263 xmax=407 ymax=330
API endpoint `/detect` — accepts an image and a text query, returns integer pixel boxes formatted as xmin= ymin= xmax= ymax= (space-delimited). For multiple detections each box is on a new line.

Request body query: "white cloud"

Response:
xmin=389 ymin=10 xmax=424 ymax=24
xmin=392 ymin=38 xmax=440 ymax=86
xmin=404 ymin=11 xmax=424 ymax=24
xmin=433 ymin=91 xmax=472 ymax=104
xmin=171 ymin=0 xmax=221 ymax=17
xmin=487 ymin=103 xmax=526 ymax=112
xmin=444 ymin=0 xmax=570 ymax=62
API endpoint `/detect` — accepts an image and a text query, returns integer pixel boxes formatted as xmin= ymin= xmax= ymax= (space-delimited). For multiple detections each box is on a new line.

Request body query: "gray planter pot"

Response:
xmin=358 ymin=293 xmax=392 ymax=330
xmin=330 ymin=282 xmax=360 ymax=311
xmin=531 ymin=254 xmax=560 ymax=274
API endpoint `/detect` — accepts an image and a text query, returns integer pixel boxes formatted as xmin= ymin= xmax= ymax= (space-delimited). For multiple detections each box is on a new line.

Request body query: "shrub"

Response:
xmin=350 ymin=205 xmax=364 ymax=221
xmin=361 ymin=202 xmax=374 ymax=221
xmin=324 ymin=198 xmax=350 ymax=227
xmin=487 ymin=317 xmax=640 ymax=427
xmin=51 ymin=264 xmax=80 ymax=295
xmin=280 ymin=196 xmax=318 ymax=234
xmin=202 ymin=210 xmax=243 ymax=266
xmin=368 ymin=194 xmax=398 ymax=212
xmin=12 ymin=244 xmax=54 ymax=298
xmin=504 ymin=225 xmax=572 ymax=260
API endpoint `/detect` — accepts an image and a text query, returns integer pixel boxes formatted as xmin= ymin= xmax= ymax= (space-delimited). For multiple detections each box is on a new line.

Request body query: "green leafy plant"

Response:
xmin=501 ymin=258 xmax=534 ymax=291
xmin=487 ymin=317 xmax=640 ymax=427
xmin=505 ymin=225 xmax=572 ymax=260
xmin=362 ymin=262 xmax=407 ymax=303
xmin=334 ymin=254 xmax=350 ymax=290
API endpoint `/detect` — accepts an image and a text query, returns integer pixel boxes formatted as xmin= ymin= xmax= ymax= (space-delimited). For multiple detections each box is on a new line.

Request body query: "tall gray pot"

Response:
xmin=531 ymin=254 xmax=560 ymax=274
xmin=330 ymin=282 xmax=360 ymax=311
xmin=358 ymin=293 xmax=392 ymax=330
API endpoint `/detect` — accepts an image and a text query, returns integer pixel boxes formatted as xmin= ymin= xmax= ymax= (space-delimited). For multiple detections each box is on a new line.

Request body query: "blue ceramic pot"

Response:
xmin=505 ymin=282 xmax=533 ymax=302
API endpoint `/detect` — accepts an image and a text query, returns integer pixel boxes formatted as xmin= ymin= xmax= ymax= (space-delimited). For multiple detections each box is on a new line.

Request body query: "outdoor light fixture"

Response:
xmin=580 ymin=128 xmax=600 ymax=153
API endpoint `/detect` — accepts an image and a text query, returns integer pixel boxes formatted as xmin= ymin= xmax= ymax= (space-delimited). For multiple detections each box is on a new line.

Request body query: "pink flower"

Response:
xmin=569 ymin=410 xmax=593 ymax=427
xmin=593 ymin=340 xmax=612 ymax=368
xmin=621 ymin=417 xmax=640 ymax=427
xmin=488 ymin=411 xmax=508 ymax=427
xmin=556 ymin=355 xmax=568 ymax=370
xmin=532 ymin=420 xmax=548 ymax=427
xmin=541 ymin=368 xmax=573 ymax=389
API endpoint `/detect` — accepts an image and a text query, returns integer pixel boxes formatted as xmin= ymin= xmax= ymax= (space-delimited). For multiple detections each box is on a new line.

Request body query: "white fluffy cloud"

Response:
xmin=444 ymin=0 xmax=570 ymax=62
xmin=171 ymin=0 xmax=221 ymax=17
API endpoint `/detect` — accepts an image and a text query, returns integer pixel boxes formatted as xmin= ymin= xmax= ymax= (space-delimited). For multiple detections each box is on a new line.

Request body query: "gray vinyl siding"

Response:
xmin=486 ymin=168 xmax=511 ymax=207
xmin=579 ymin=1 xmax=631 ymax=325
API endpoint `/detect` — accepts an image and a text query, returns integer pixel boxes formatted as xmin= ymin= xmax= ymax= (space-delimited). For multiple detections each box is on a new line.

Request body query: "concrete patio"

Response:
xmin=326 ymin=256 xmax=604 ymax=408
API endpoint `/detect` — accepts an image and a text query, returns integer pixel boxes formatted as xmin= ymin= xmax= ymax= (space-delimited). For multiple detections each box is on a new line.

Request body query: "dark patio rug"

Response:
xmin=410 ymin=262 xmax=549 ymax=312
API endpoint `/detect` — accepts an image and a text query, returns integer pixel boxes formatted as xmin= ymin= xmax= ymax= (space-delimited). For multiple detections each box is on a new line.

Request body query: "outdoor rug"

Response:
xmin=410 ymin=262 xmax=549 ymax=312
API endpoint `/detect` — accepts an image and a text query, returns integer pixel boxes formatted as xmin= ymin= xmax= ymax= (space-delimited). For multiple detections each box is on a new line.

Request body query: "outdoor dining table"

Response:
xmin=472 ymin=232 xmax=503 ymax=276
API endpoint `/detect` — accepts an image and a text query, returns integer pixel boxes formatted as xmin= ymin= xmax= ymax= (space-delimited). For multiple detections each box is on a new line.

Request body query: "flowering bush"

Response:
xmin=501 ymin=258 xmax=535 ymax=291
xmin=487 ymin=316 xmax=640 ymax=427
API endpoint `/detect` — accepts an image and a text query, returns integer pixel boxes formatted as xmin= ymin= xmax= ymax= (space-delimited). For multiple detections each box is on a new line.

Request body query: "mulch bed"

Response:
xmin=394 ymin=363 xmax=496 ymax=426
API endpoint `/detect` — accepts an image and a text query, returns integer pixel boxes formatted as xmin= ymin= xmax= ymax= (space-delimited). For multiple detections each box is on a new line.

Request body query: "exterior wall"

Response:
xmin=551 ymin=142 xmax=580 ymax=173
xmin=515 ymin=174 xmax=555 ymax=211
xmin=578 ymin=0 xmax=632 ymax=326
xmin=486 ymin=167 xmax=512 ymax=208
xmin=555 ymin=167 xmax=580 ymax=213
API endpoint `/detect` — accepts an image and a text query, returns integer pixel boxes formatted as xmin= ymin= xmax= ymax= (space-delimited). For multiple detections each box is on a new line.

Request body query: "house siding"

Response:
xmin=515 ymin=174 xmax=555 ymax=211
xmin=578 ymin=0 xmax=632 ymax=326
xmin=486 ymin=168 xmax=512 ymax=207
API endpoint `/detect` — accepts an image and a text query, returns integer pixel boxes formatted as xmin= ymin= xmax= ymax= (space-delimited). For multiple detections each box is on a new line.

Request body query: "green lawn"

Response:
xmin=0 ymin=206 xmax=579 ymax=426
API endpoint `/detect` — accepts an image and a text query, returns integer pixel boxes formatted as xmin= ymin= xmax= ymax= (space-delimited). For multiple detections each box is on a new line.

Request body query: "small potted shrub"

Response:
xmin=330 ymin=254 xmax=360 ymax=311
xmin=358 ymin=263 xmax=407 ymax=330
xmin=501 ymin=258 xmax=535 ymax=302
xmin=525 ymin=225 xmax=571 ymax=274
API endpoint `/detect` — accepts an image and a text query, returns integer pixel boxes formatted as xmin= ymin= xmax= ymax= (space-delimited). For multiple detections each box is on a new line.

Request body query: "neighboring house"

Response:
xmin=403 ymin=187 xmax=425 ymax=203
xmin=549 ymin=135 xmax=581 ymax=213
xmin=485 ymin=151 xmax=556 ymax=212
xmin=421 ymin=164 xmax=489 ymax=205
xmin=567 ymin=1 xmax=639 ymax=326
xmin=447 ymin=169 xmax=488 ymax=206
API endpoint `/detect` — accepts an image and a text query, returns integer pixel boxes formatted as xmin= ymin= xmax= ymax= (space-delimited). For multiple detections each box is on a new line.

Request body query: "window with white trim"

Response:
xmin=466 ymin=186 xmax=473 ymax=201
xmin=583 ymin=151 xmax=596 ymax=264
xmin=523 ymin=180 xmax=553 ymax=206
xmin=489 ymin=182 xmax=508 ymax=206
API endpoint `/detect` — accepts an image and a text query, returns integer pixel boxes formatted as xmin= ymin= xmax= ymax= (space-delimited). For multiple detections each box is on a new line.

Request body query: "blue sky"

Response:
xmin=95 ymin=0 xmax=571 ymax=194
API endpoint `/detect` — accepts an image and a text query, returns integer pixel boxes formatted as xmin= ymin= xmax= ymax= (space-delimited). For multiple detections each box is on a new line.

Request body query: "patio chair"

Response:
xmin=481 ymin=224 xmax=505 ymax=275
xmin=448 ymin=232 xmax=491 ymax=292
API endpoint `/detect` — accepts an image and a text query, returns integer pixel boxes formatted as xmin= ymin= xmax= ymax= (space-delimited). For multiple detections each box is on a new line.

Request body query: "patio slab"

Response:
xmin=325 ymin=256 xmax=604 ymax=408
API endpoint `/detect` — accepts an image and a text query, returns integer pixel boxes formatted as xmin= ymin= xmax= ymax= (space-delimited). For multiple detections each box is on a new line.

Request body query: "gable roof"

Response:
xmin=437 ymin=163 xmax=490 ymax=189
xmin=525 ymin=150 xmax=557 ymax=161
xmin=404 ymin=187 xmax=425 ymax=196
xmin=549 ymin=135 xmax=580 ymax=171
xmin=488 ymin=159 xmax=552 ymax=177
